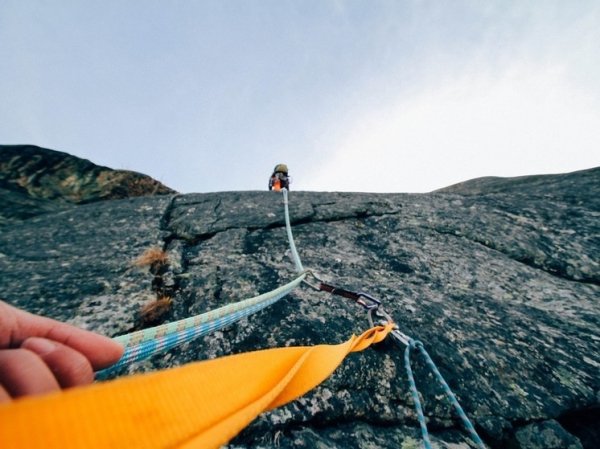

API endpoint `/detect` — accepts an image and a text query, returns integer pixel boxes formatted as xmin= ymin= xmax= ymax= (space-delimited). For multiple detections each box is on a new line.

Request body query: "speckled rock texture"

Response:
xmin=0 ymin=165 xmax=598 ymax=449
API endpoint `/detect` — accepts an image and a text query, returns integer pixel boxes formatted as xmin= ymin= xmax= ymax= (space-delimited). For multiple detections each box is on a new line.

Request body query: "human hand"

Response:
xmin=0 ymin=300 xmax=124 ymax=403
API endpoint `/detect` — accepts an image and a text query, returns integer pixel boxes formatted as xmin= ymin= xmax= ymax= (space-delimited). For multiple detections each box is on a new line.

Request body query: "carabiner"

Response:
xmin=356 ymin=291 xmax=381 ymax=311
xmin=301 ymin=269 xmax=324 ymax=291
xmin=367 ymin=307 xmax=412 ymax=345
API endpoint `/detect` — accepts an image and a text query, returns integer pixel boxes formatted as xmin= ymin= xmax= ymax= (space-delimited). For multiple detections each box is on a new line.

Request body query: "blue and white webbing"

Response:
xmin=97 ymin=189 xmax=307 ymax=378
xmin=96 ymin=273 xmax=306 ymax=378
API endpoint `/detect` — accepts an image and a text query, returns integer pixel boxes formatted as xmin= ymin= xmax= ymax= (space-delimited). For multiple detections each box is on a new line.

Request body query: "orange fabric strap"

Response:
xmin=0 ymin=324 xmax=393 ymax=449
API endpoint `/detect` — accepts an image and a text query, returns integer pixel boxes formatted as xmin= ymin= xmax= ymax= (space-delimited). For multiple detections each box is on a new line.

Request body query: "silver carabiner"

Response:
xmin=367 ymin=307 xmax=412 ymax=346
xmin=301 ymin=269 xmax=324 ymax=291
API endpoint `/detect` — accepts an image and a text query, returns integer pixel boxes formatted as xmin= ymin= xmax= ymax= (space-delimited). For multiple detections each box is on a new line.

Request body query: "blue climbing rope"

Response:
xmin=404 ymin=340 xmax=433 ymax=449
xmin=96 ymin=273 xmax=305 ymax=379
xmin=404 ymin=338 xmax=487 ymax=449
xmin=96 ymin=189 xmax=307 ymax=379
xmin=96 ymin=273 xmax=306 ymax=379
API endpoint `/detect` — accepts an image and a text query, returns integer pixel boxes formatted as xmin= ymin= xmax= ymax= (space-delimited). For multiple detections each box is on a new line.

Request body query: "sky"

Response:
xmin=1 ymin=1 xmax=599 ymax=193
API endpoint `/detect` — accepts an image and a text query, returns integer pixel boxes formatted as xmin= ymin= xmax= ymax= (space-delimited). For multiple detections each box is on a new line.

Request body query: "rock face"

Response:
xmin=0 ymin=159 xmax=598 ymax=449
xmin=0 ymin=145 xmax=175 ymax=223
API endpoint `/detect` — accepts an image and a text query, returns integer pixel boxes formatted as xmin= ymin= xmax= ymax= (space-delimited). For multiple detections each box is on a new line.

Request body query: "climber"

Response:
xmin=268 ymin=163 xmax=291 ymax=191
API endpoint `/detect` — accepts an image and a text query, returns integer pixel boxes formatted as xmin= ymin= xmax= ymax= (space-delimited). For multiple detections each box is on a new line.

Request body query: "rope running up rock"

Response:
xmin=97 ymin=188 xmax=308 ymax=378
xmin=98 ymin=188 xmax=487 ymax=448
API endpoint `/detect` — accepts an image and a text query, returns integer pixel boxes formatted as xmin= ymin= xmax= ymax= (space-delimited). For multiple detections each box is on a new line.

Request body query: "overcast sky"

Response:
xmin=1 ymin=1 xmax=599 ymax=193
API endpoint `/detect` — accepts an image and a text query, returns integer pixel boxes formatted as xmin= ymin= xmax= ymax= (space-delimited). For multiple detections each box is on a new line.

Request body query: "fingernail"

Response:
xmin=23 ymin=338 xmax=57 ymax=356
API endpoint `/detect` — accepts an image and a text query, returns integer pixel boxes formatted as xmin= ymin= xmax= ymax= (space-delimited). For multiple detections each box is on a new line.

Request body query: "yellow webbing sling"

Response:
xmin=0 ymin=324 xmax=393 ymax=449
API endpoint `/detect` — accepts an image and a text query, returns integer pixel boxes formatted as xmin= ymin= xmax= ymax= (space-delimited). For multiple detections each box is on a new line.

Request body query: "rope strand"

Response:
xmin=96 ymin=190 xmax=307 ymax=378
xmin=403 ymin=339 xmax=487 ymax=449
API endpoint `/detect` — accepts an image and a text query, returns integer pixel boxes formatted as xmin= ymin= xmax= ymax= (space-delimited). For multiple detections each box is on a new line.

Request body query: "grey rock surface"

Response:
xmin=0 ymin=195 xmax=174 ymax=337
xmin=0 ymin=166 xmax=598 ymax=449
xmin=507 ymin=419 xmax=584 ymax=449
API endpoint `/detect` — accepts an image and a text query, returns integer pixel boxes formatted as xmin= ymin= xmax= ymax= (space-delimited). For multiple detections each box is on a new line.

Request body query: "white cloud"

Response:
xmin=303 ymin=63 xmax=600 ymax=193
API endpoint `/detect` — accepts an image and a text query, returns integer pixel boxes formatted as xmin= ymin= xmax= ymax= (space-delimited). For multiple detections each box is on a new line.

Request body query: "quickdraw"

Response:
xmin=304 ymin=272 xmax=485 ymax=448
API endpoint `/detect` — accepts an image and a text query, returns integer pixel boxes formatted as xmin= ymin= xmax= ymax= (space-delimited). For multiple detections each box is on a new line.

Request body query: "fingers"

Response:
xmin=41 ymin=323 xmax=124 ymax=370
xmin=0 ymin=348 xmax=60 ymax=401
xmin=1 ymin=301 xmax=124 ymax=370
xmin=22 ymin=337 xmax=94 ymax=388
xmin=0 ymin=384 xmax=10 ymax=403
xmin=0 ymin=337 xmax=98 ymax=403
xmin=0 ymin=301 xmax=125 ymax=404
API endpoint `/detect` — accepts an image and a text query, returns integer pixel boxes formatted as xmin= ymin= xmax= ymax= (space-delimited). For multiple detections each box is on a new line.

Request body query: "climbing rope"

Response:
xmin=404 ymin=341 xmax=433 ymax=449
xmin=96 ymin=189 xmax=307 ymax=378
xmin=282 ymin=188 xmax=304 ymax=272
xmin=96 ymin=273 xmax=306 ymax=378
xmin=291 ymin=189 xmax=486 ymax=448
xmin=312 ymin=275 xmax=487 ymax=448
xmin=402 ymin=339 xmax=486 ymax=449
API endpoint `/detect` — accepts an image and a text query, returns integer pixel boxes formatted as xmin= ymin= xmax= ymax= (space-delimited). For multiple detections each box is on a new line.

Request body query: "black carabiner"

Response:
xmin=319 ymin=282 xmax=381 ymax=312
